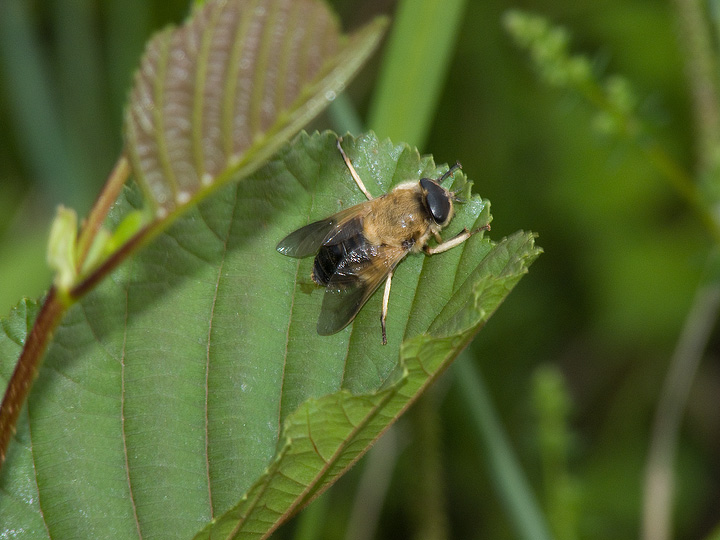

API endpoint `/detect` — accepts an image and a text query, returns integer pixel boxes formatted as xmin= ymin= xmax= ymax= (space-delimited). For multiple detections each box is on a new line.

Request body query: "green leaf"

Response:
xmin=125 ymin=0 xmax=387 ymax=219
xmin=0 ymin=131 xmax=540 ymax=539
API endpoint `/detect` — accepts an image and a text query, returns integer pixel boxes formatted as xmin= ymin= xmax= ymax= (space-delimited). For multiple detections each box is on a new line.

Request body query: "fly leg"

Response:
xmin=380 ymin=269 xmax=394 ymax=345
xmin=424 ymin=224 xmax=491 ymax=255
xmin=337 ymin=137 xmax=374 ymax=201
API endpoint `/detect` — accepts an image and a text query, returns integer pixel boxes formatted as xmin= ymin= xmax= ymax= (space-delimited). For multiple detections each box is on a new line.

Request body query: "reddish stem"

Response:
xmin=0 ymin=288 xmax=66 ymax=462
xmin=0 ymin=154 xmax=135 ymax=466
xmin=76 ymin=155 xmax=131 ymax=267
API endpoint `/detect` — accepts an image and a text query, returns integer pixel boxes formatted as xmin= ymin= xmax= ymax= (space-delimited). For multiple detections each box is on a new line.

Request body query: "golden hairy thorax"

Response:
xmin=362 ymin=182 xmax=438 ymax=251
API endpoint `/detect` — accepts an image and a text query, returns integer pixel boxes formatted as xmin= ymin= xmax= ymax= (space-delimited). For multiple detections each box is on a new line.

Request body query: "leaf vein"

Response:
xmin=25 ymin=408 xmax=52 ymax=539
xmin=247 ymin=0 xmax=277 ymax=137
xmin=152 ymin=33 xmax=180 ymax=205
xmin=191 ymin=0 xmax=224 ymax=180
xmin=222 ymin=0 xmax=258 ymax=159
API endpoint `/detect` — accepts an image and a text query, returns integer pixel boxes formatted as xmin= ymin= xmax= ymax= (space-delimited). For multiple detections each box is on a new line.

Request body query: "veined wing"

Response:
xmin=317 ymin=244 xmax=409 ymax=336
xmin=276 ymin=206 xmax=364 ymax=258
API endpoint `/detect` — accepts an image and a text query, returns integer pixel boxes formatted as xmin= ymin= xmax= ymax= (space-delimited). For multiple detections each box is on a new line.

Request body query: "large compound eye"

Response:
xmin=420 ymin=178 xmax=452 ymax=224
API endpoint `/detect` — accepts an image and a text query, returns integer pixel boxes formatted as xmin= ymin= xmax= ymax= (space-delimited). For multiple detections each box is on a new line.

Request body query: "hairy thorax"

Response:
xmin=362 ymin=183 xmax=435 ymax=251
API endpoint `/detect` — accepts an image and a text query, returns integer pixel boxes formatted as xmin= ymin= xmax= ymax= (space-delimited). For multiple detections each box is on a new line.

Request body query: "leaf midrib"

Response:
xmin=119 ymin=267 xmax=143 ymax=539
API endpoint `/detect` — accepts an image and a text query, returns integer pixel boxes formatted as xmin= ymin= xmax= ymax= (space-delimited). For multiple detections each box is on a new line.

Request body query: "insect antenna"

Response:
xmin=439 ymin=161 xmax=462 ymax=184
xmin=439 ymin=161 xmax=470 ymax=202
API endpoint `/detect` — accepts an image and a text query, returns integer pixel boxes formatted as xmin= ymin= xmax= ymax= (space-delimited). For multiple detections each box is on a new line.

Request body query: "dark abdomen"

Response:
xmin=312 ymin=232 xmax=368 ymax=285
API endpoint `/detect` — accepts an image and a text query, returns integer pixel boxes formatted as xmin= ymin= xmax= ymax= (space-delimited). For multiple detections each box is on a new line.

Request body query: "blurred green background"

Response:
xmin=0 ymin=0 xmax=717 ymax=539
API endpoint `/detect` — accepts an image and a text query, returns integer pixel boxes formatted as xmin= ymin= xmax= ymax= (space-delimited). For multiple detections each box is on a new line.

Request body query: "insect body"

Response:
xmin=277 ymin=139 xmax=488 ymax=344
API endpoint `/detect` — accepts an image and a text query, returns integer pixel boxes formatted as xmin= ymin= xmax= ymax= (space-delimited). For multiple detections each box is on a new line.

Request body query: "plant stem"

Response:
xmin=672 ymin=0 xmax=720 ymax=175
xmin=76 ymin=154 xmax=131 ymax=267
xmin=641 ymin=2 xmax=720 ymax=535
xmin=642 ymin=266 xmax=720 ymax=540
xmin=70 ymin=221 xmax=152 ymax=300
xmin=0 ymin=287 xmax=66 ymax=463
xmin=0 ymin=154 xmax=135 ymax=467
xmin=409 ymin=395 xmax=449 ymax=540
xmin=641 ymin=142 xmax=720 ymax=244
xmin=343 ymin=426 xmax=399 ymax=540
xmin=454 ymin=354 xmax=552 ymax=540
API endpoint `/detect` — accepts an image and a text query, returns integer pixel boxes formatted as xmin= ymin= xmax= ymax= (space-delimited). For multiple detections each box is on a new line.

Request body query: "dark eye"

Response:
xmin=420 ymin=178 xmax=451 ymax=224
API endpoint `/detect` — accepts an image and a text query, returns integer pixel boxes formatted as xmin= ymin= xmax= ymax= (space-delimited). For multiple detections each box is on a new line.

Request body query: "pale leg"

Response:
xmin=424 ymin=224 xmax=491 ymax=255
xmin=337 ymin=138 xmax=374 ymax=201
xmin=380 ymin=269 xmax=394 ymax=345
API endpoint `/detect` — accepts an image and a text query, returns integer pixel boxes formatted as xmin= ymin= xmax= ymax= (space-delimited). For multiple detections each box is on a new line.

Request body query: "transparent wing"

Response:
xmin=317 ymin=244 xmax=408 ymax=335
xmin=276 ymin=206 xmax=365 ymax=258
xmin=276 ymin=218 xmax=336 ymax=258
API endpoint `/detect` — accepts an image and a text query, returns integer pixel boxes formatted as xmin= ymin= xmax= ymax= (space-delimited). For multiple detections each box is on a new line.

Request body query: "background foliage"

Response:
xmin=0 ymin=0 xmax=717 ymax=539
